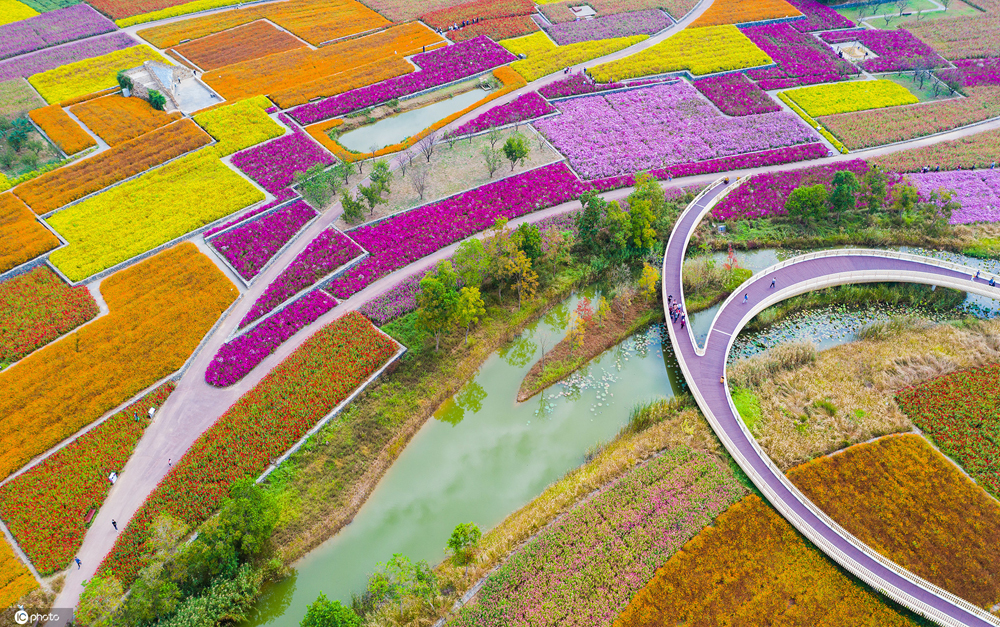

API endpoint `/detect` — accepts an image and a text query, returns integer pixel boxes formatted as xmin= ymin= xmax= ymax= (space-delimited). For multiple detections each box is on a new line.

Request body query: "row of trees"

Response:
xmin=0 ymin=117 xmax=46 ymax=173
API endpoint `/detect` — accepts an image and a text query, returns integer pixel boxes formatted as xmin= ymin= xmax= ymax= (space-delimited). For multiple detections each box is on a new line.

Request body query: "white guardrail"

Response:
xmin=662 ymin=177 xmax=1000 ymax=627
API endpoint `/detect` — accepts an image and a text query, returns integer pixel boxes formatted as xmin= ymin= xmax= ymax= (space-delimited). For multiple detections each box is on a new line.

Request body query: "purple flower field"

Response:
xmin=0 ymin=5 xmax=116 ymax=61
xmin=209 ymin=200 xmax=317 ymax=281
xmin=694 ymin=73 xmax=781 ymax=116
xmin=785 ymin=0 xmax=854 ymax=32
xmin=205 ymin=290 xmax=338 ymax=387
xmin=241 ymin=228 xmax=364 ymax=328
xmin=907 ymin=169 xmax=1000 ymax=224
xmin=819 ymin=29 xmax=947 ymax=73
xmin=449 ymin=92 xmax=554 ymax=136
xmin=358 ymin=269 xmax=429 ymax=326
xmin=0 ymin=32 xmax=136 ymax=82
xmin=538 ymin=74 xmax=624 ymax=99
xmin=451 ymin=447 xmax=744 ymax=627
xmin=533 ymin=82 xmax=818 ymax=179
xmin=203 ymin=189 xmax=298 ymax=238
xmin=544 ymin=9 xmax=671 ymax=45
xmin=329 ymin=162 xmax=590 ymax=299
xmin=743 ymin=22 xmax=858 ymax=90
xmin=289 ymin=37 xmax=516 ymax=125
xmin=936 ymin=58 xmax=1000 ymax=88
xmin=231 ymin=117 xmax=333 ymax=195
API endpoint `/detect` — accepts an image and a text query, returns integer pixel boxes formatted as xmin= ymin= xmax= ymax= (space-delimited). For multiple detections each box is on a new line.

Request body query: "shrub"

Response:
xmin=147 ymin=89 xmax=166 ymax=111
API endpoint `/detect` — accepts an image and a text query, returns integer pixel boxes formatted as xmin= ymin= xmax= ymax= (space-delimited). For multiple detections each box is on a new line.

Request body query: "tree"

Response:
xmin=784 ymin=184 xmax=828 ymax=225
xmin=359 ymin=184 xmax=385 ymax=214
xmin=301 ymin=593 xmax=361 ymax=627
xmin=331 ymin=161 xmax=351 ymax=186
xmin=4 ymin=118 xmax=30 ymax=152
xmin=148 ymin=89 xmax=167 ymax=111
xmin=487 ymin=125 xmax=502 ymax=150
xmin=504 ymin=249 xmax=538 ymax=309
xmin=446 ymin=523 xmax=482 ymax=576
xmin=485 ymin=218 xmax=518 ymax=300
xmin=394 ymin=151 xmax=411 ymax=178
xmin=295 ymin=164 xmax=339 ymax=209
xmin=116 ymin=69 xmax=133 ymax=91
xmin=502 ymin=133 xmax=530 ymax=171
xmin=418 ymin=131 xmax=437 ymax=163
xmin=639 ymin=263 xmax=660 ymax=300
xmin=613 ymin=276 xmax=636 ymax=324
xmin=416 ymin=273 xmax=457 ymax=351
xmin=829 ymin=170 xmax=860 ymax=218
xmin=482 ymin=146 xmax=502 ymax=178
xmin=340 ymin=190 xmax=365 ymax=224
xmin=896 ymin=0 xmax=907 ymax=16
xmin=862 ymin=166 xmax=888 ymax=212
xmin=604 ymin=200 xmax=631 ymax=259
xmin=455 ymin=287 xmax=485 ymax=344
xmin=512 ymin=222 xmax=542 ymax=261
xmin=369 ymin=159 xmax=392 ymax=194
xmin=77 ymin=574 xmax=125 ymax=627
xmin=576 ymin=190 xmax=606 ymax=254
xmin=628 ymin=195 xmax=657 ymax=255
xmin=408 ymin=164 xmax=429 ymax=200
xmin=453 ymin=238 xmax=490 ymax=287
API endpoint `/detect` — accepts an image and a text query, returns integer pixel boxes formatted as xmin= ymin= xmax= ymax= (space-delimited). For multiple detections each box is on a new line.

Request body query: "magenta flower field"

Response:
xmin=450 ymin=447 xmax=744 ymax=627
xmin=330 ymin=162 xmax=590 ymax=299
xmin=694 ymin=73 xmax=781 ymax=116
xmin=231 ymin=117 xmax=333 ymax=195
xmin=743 ymin=22 xmax=858 ymax=90
xmin=907 ymin=169 xmax=1000 ymax=224
xmin=544 ymin=9 xmax=671 ymax=45
xmin=533 ymin=82 xmax=818 ymax=179
xmin=819 ymin=29 xmax=947 ymax=73
xmin=538 ymin=74 xmax=624 ymax=99
xmin=785 ymin=0 xmax=854 ymax=31
xmin=209 ymin=200 xmax=317 ymax=281
xmin=289 ymin=37 xmax=516 ymax=125
xmin=0 ymin=5 xmax=116 ymax=61
xmin=937 ymin=58 xmax=1000 ymax=88
xmin=449 ymin=92 xmax=555 ymax=136
xmin=203 ymin=189 xmax=298 ymax=238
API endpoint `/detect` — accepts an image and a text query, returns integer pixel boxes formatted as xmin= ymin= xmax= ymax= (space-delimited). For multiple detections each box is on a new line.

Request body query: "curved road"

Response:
xmin=661 ymin=179 xmax=1000 ymax=627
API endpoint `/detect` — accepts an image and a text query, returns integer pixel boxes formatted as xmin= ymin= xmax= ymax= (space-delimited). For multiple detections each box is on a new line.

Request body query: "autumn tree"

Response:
xmin=455 ymin=286 xmax=486 ymax=344
xmin=446 ymin=523 xmax=482 ymax=577
xmin=505 ymin=249 xmax=539 ymax=309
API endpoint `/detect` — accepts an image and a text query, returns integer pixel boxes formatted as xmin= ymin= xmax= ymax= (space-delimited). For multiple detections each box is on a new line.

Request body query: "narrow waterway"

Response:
xmin=246 ymin=292 xmax=686 ymax=627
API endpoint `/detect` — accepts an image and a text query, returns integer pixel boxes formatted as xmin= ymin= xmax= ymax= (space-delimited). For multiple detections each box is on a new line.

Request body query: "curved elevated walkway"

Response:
xmin=661 ymin=179 xmax=1000 ymax=627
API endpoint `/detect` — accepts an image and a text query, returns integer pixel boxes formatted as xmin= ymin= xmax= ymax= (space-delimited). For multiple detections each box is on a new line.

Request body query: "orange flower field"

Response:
xmin=790 ymin=435 xmax=1000 ymax=609
xmin=69 ymin=95 xmax=182 ymax=146
xmin=169 ymin=20 xmax=306 ymax=72
xmin=0 ymin=193 xmax=59 ymax=273
xmin=0 ymin=243 xmax=236 ymax=481
xmin=14 ymin=119 xmax=212 ymax=215
xmin=690 ymin=0 xmax=801 ymax=27
xmin=269 ymin=55 xmax=415 ymax=110
xmin=202 ymin=22 xmax=443 ymax=101
xmin=28 ymin=105 xmax=95 ymax=156
xmin=0 ymin=537 xmax=36 ymax=609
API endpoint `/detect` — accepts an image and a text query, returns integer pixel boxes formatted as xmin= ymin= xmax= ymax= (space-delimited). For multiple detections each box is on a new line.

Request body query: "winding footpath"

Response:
xmin=661 ymin=179 xmax=1000 ymax=627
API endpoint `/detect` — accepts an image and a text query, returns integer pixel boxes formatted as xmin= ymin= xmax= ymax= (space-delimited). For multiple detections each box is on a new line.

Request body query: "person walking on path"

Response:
xmin=112 ymin=519 xmax=117 ymax=531
xmin=75 ymin=557 xmax=81 ymax=569
xmin=743 ymin=293 xmax=749 ymax=304
xmin=770 ymin=277 xmax=776 ymax=289
xmin=167 ymin=458 xmax=171 ymax=467
xmin=975 ymin=270 xmax=981 ymax=281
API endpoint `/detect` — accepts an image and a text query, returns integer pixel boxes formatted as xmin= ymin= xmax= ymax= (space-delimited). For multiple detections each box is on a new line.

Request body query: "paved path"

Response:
xmin=661 ymin=179 xmax=1000 ymax=627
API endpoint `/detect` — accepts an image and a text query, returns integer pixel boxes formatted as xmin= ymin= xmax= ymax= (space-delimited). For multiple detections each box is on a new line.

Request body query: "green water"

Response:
xmin=245 ymin=293 xmax=685 ymax=627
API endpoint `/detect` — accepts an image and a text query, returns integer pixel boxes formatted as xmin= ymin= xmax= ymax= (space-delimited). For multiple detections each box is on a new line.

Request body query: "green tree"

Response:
xmin=829 ymin=170 xmax=860 ymax=218
xmin=446 ymin=522 xmax=482 ymax=576
xmin=784 ymin=184 xmax=828 ymax=225
xmin=369 ymin=159 xmax=392 ymax=193
xmin=116 ymin=69 xmax=133 ymax=91
xmin=482 ymin=146 xmax=502 ymax=178
xmin=295 ymin=164 xmax=339 ymax=209
xmin=862 ymin=166 xmax=888 ymax=212
xmin=416 ymin=274 xmax=457 ymax=351
xmin=453 ymin=238 xmax=491 ymax=287
xmin=576 ymin=190 xmax=606 ymax=255
xmin=604 ymin=200 xmax=631 ymax=259
xmin=77 ymin=574 xmax=125 ymax=627
xmin=485 ymin=218 xmax=518 ymax=300
xmin=512 ymin=222 xmax=542 ymax=261
xmin=5 ymin=118 xmax=31 ymax=152
xmin=628 ymin=196 xmax=657 ymax=255
xmin=455 ymin=286 xmax=486 ymax=344
xmin=358 ymin=183 xmax=385 ymax=214
xmin=502 ymin=133 xmax=529 ymax=171
xmin=504 ymin=248 xmax=538 ymax=309
xmin=301 ymin=593 xmax=361 ymax=627
xmin=340 ymin=190 xmax=365 ymax=224
xmin=148 ymin=89 xmax=167 ymax=111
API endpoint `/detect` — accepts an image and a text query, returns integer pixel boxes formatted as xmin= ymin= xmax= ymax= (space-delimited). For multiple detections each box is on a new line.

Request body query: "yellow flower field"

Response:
xmin=500 ymin=31 xmax=556 ymax=57
xmin=0 ymin=0 xmax=37 ymax=26
xmin=48 ymin=150 xmax=263 ymax=281
xmin=28 ymin=45 xmax=168 ymax=104
xmin=193 ymin=96 xmax=285 ymax=156
xmin=783 ymin=79 xmax=918 ymax=118
xmin=0 ymin=243 xmax=237 ymax=482
xmin=510 ymin=35 xmax=647 ymax=82
xmin=590 ymin=25 xmax=771 ymax=81
xmin=0 ymin=537 xmax=35 ymax=608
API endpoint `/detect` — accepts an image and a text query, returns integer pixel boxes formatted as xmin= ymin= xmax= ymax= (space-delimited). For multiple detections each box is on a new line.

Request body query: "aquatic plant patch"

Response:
xmin=906 ymin=169 xmax=1000 ymax=224
xmin=239 ymin=228 xmax=363 ymax=327
xmin=693 ymin=73 xmax=780 ymax=116
xmin=169 ymin=19 xmax=305 ymax=72
xmin=0 ymin=536 xmax=35 ymax=608
xmin=450 ymin=447 xmax=745 ymax=627
xmin=449 ymin=92 xmax=555 ymax=137
xmin=905 ymin=14 xmax=1000 ymax=60
xmin=616 ymin=494 xmax=923 ymax=626
xmin=209 ymin=200 xmax=318 ymax=281
xmin=590 ymin=25 xmax=771 ymax=81
xmin=0 ymin=31 xmax=135 ymax=82
xmin=690 ymin=0 xmax=801 ymax=27
xmin=102 ymin=311 xmax=397 ymax=585
xmin=534 ymin=81 xmax=817 ymax=179
xmin=0 ymin=243 xmax=236 ymax=481
xmin=69 ymin=94 xmax=181 ymax=146
xmin=0 ymin=4 xmax=114 ymax=60
xmin=206 ymin=290 xmax=338 ymax=386
xmin=0 ymin=383 xmax=174 ymax=575
xmin=784 ymin=0 xmax=853 ymax=31
xmin=742 ymin=22 xmax=858 ymax=90
xmin=28 ymin=104 xmax=95 ymax=155
xmin=27 ymin=44 xmax=166 ymax=104
xmin=329 ymin=162 xmax=590 ymax=299
xmin=203 ymin=22 xmax=442 ymax=102
xmin=870 ymin=127 xmax=1000 ymax=173
xmin=14 ymin=119 xmax=210 ymax=214
xmin=789 ymin=434 xmax=1000 ymax=609
xmin=192 ymin=95 xmax=284 ymax=157
xmin=0 ymin=265 xmax=98 ymax=366
xmin=230 ymin=119 xmax=333 ymax=195
xmin=0 ymin=192 xmax=58 ymax=273
xmin=819 ymin=29 xmax=948 ymax=74
xmin=544 ymin=9 xmax=671 ymax=45
xmin=289 ymin=36 xmax=515 ymax=124
xmin=48 ymin=149 xmax=264 ymax=281
xmin=819 ymin=85 xmax=1000 ymax=150
xmin=510 ymin=35 xmax=646 ymax=83
xmin=783 ymin=80 xmax=918 ymax=118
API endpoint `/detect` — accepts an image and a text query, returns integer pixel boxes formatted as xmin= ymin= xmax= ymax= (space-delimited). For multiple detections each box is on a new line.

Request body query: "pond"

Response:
xmin=245 ymin=292 xmax=686 ymax=627
xmin=337 ymin=88 xmax=489 ymax=153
